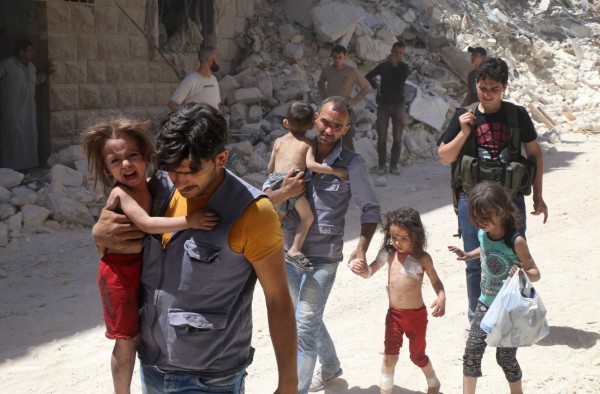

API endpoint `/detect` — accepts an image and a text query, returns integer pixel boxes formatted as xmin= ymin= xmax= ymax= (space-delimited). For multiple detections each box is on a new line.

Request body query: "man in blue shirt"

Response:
xmin=266 ymin=96 xmax=381 ymax=394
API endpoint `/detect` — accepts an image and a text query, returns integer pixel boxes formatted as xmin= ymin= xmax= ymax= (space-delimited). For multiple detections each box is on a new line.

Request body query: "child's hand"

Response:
xmin=430 ymin=296 xmax=446 ymax=317
xmin=333 ymin=167 xmax=349 ymax=180
xmin=508 ymin=262 xmax=522 ymax=277
xmin=448 ymin=245 xmax=468 ymax=260
xmin=188 ymin=209 xmax=220 ymax=230
xmin=349 ymin=259 xmax=370 ymax=278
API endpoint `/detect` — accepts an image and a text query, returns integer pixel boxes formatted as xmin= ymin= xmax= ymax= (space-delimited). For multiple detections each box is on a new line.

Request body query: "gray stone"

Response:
xmin=0 ymin=186 xmax=10 ymax=204
xmin=379 ymin=9 xmax=408 ymax=35
xmin=6 ymin=212 xmax=23 ymax=232
xmin=283 ymin=42 xmax=304 ymax=61
xmin=278 ymin=24 xmax=298 ymax=41
xmin=0 ymin=168 xmax=24 ymax=189
xmin=230 ymin=103 xmax=249 ymax=124
xmin=50 ymin=164 xmax=84 ymax=188
xmin=374 ymin=175 xmax=388 ymax=187
xmin=22 ymin=204 xmax=51 ymax=230
xmin=227 ymin=140 xmax=254 ymax=157
xmin=219 ymin=76 xmax=242 ymax=105
xmin=274 ymin=81 xmax=311 ymax=103
xmin=240 ymin=54 xmax=263 ymax=69
xmin=310 ymin=3 xmax=366 ymax=42
xmin=355 ymin=35 xmax=393 ymax=62
xmin=227 ymin=87 xmax=263 ymax=105
xmin=256 ymin=71 xmax=274 ymax=100
xmin=40 ymin=192 xmax=95 ymax=226
xmin=408 ymin=88 xmax=450 ymax=131
xmin=247 ymin=151 xmax=268 ymax=173
xmin=0 ymin=204 xmax=16 ymax=220
xmin=47 ymin=145 xmax=85 ymax=167
xmin=0 ymin=223 xmax=7 ymax=247
xmin=354 ymin=137 xmax=379 ymax=171
xmin=10 ymin=187 xmax=38 ymax=207
xmin=248 ymin=105 xmax=263 ymax=123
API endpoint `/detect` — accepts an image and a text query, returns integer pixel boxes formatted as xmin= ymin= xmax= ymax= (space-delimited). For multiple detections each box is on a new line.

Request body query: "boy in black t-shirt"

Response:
xmin=437 ymin=57 xmax=548 ymax=324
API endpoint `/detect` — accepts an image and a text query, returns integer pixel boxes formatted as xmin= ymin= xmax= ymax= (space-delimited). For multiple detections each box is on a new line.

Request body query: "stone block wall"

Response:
xmin=45 ymin=0 xmax=253 ymax=152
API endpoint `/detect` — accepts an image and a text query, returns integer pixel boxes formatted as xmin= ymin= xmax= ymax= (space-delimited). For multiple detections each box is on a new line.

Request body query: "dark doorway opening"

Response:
xmin=0 ymin=0 xmax=51 ymax=168
xmin=157 ymin=0 xmax=215 ymax=53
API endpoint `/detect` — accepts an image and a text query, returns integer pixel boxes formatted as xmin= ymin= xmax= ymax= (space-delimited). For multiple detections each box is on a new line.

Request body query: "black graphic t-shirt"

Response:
xmin=443 ymin=102 xmax=537 ymax=161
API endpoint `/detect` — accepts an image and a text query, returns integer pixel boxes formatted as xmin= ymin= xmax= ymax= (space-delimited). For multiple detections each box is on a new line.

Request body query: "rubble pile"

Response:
xmin=0 ymin=0 xmax=598 ymax=246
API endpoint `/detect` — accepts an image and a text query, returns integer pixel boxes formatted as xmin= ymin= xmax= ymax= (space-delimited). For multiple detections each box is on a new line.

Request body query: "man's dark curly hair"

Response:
xmin=156 ymin=103 xmax=228 ymax=172
xmin=476 ymin=56 xmax=509 ymax=85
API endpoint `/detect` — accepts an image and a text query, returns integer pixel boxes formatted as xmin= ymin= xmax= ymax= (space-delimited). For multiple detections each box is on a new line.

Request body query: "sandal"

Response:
xmin=286 ymin=253 xmax=313 ymax=270
xmin=308 ymin=367 xmax=343 ymax=392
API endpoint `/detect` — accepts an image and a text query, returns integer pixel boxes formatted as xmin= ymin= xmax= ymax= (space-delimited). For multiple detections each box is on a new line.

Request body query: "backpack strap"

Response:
xmin=503 ymin=101 xmax=522 ymax=162
xmin=462 ymin=102 xmax=479 ymax=158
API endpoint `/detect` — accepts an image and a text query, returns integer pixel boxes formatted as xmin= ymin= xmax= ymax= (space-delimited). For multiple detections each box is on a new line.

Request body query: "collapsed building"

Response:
xmin=0 ymin=0 xmax=598 ymax=245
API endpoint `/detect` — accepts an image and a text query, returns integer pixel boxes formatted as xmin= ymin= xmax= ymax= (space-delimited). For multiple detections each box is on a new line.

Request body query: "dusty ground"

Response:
xmin=1 ymin=132 xmax=599 ymax=393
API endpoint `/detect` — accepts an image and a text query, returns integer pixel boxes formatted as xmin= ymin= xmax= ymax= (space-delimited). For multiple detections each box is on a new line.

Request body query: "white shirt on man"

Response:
xmin=170 ymin=72 xmax=220 ymax=110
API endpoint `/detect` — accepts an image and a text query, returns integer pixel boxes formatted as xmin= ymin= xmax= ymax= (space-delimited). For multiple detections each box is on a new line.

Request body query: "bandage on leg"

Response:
xmin=380 ymin=373 xmax=393 ymax=394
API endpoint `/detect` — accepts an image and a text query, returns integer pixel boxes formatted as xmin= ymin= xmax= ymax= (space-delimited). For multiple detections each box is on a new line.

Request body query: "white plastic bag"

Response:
xmin=480 ymin=269 xmax=549 ymax=347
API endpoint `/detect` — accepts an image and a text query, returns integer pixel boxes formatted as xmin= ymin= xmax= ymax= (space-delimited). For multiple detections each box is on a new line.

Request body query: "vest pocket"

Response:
xmin=180 ymin=239 xmax=221 ymax=295
xmin=166 ymin=309 xmax=228 ymax=369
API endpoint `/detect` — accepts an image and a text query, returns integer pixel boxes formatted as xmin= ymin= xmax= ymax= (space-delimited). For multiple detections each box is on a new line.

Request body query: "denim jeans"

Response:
xmin=140 ymin=366 xmax=247 ymax=394
xmin=286 ymin=259 xmax=341 ymax=394
xmin=458 ymin=192 xmax=526 ymax=322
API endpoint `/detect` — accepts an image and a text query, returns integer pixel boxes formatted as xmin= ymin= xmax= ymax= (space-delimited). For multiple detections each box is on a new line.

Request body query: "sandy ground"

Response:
xmin=1 ymin=132 xmax=599 ymax=394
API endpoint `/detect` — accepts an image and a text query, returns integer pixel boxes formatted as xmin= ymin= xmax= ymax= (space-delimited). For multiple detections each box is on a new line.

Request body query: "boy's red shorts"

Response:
xmin=97 ymin=253 xmax=142 ymax=340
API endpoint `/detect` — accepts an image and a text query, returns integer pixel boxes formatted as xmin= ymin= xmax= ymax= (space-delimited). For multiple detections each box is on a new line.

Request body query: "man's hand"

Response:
xmin=266 ymin=169 xmax=306 ymax=208
xmin=531 ymin=196 xmax=548 ymax=223
xmin=458 ymin=109 xmax=475 ymax=135
xmin=92 ymin=206 xmax=145 ymax=255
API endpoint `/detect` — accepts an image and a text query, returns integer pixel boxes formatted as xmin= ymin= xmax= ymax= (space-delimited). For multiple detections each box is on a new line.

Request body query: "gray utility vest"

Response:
xmin=282 ymin=147 xmax=357 ymax=262
xmin=139 ymin=170 xmax=265 ymax=377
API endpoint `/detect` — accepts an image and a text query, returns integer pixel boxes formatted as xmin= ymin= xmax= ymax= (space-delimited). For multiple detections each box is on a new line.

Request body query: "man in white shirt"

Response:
xmin=0 ymin=39 xmax=53 ymax=170
xmin=167 ymin=47 xmax=221 ymax=111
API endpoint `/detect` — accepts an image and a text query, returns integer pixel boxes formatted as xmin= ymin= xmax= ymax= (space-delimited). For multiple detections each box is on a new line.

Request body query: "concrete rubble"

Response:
xmin=1 ymin=0 xmax=599 ymax=245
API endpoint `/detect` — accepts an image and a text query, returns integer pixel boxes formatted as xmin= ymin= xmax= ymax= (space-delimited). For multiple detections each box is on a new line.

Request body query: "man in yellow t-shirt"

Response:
xmin=92 ymin=103 xmax=297 ymax=393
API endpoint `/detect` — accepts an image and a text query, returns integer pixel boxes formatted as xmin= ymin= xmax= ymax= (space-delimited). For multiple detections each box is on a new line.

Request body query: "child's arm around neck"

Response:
xmin=109 ymin=185 xmax=218 ymax=235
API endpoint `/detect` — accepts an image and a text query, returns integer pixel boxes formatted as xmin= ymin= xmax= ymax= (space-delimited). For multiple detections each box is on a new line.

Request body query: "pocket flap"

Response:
xmin=168 ymin=309 xmax=228 ymax=330
xmin=184 ymin=240 xmax=221 ymax=263
xmin=315 ymin=180 xmax=340 ymax=192
xmin=317 ymin=223 xmax=343 ymax=235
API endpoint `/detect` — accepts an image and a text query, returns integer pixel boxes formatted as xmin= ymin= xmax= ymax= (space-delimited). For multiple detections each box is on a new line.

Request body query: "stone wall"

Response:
xmin=45 ymin=0 xmax=253 ymax=152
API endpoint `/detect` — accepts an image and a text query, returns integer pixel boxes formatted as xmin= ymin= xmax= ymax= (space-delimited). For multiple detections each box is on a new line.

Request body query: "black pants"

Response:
xmin=463 ymin=302 xmax=522 ymax=382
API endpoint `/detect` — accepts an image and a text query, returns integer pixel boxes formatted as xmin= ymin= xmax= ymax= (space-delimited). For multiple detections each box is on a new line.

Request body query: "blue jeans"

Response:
xmin=286 ymin=259 xmax=341 ymax=394
xmin=140 ymin=366 xmax=247 ymax=394
xmin=458 ymin=192 xmax=526 ymax=322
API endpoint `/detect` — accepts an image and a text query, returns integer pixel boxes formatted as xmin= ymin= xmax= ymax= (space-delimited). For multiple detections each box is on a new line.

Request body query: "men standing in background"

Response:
xmin=167 ymin=46 xmax=221 ymax=111
xmin=366 ymin=41 xmax=410 ymax=176
xmin=0 ymin=39 xmax=53 ymax=171
xmin=462 ymin=46 xmax=487 ymax=106
xmin=317 ymin=45 xmax=371 ymax=151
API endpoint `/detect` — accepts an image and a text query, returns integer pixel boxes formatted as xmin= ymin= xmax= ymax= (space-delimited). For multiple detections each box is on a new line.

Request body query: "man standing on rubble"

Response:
xmin=365 ymin=41 xmax=410 ymax=176
xmin=462 ymin=46 xmax=487 ymax=106
xmin=167 ymin=46 xmax=221 ymax=111
xmin=317 ymin=45 xmax=371 ymax=151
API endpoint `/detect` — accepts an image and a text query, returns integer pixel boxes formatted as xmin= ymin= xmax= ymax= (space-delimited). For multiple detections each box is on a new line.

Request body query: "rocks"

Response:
xmin=3 ymin=0 xmax=596 ymax=248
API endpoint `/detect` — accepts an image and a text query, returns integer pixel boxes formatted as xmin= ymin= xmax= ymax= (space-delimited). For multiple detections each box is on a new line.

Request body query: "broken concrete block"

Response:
xmin=0 ymin=168 xmax=24 ymax=189
xmin=310 ymin=2 xmax=366 ymax=42
xmin=22 ymin=204 xmax=51 ymax=230
xmin=409 ymin=87 xmax=450 ymax=131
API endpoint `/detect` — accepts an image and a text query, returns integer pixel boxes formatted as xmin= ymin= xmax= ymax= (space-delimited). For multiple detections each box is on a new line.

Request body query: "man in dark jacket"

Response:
xmin=366 ymin=40 xmax=410 ymax=176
